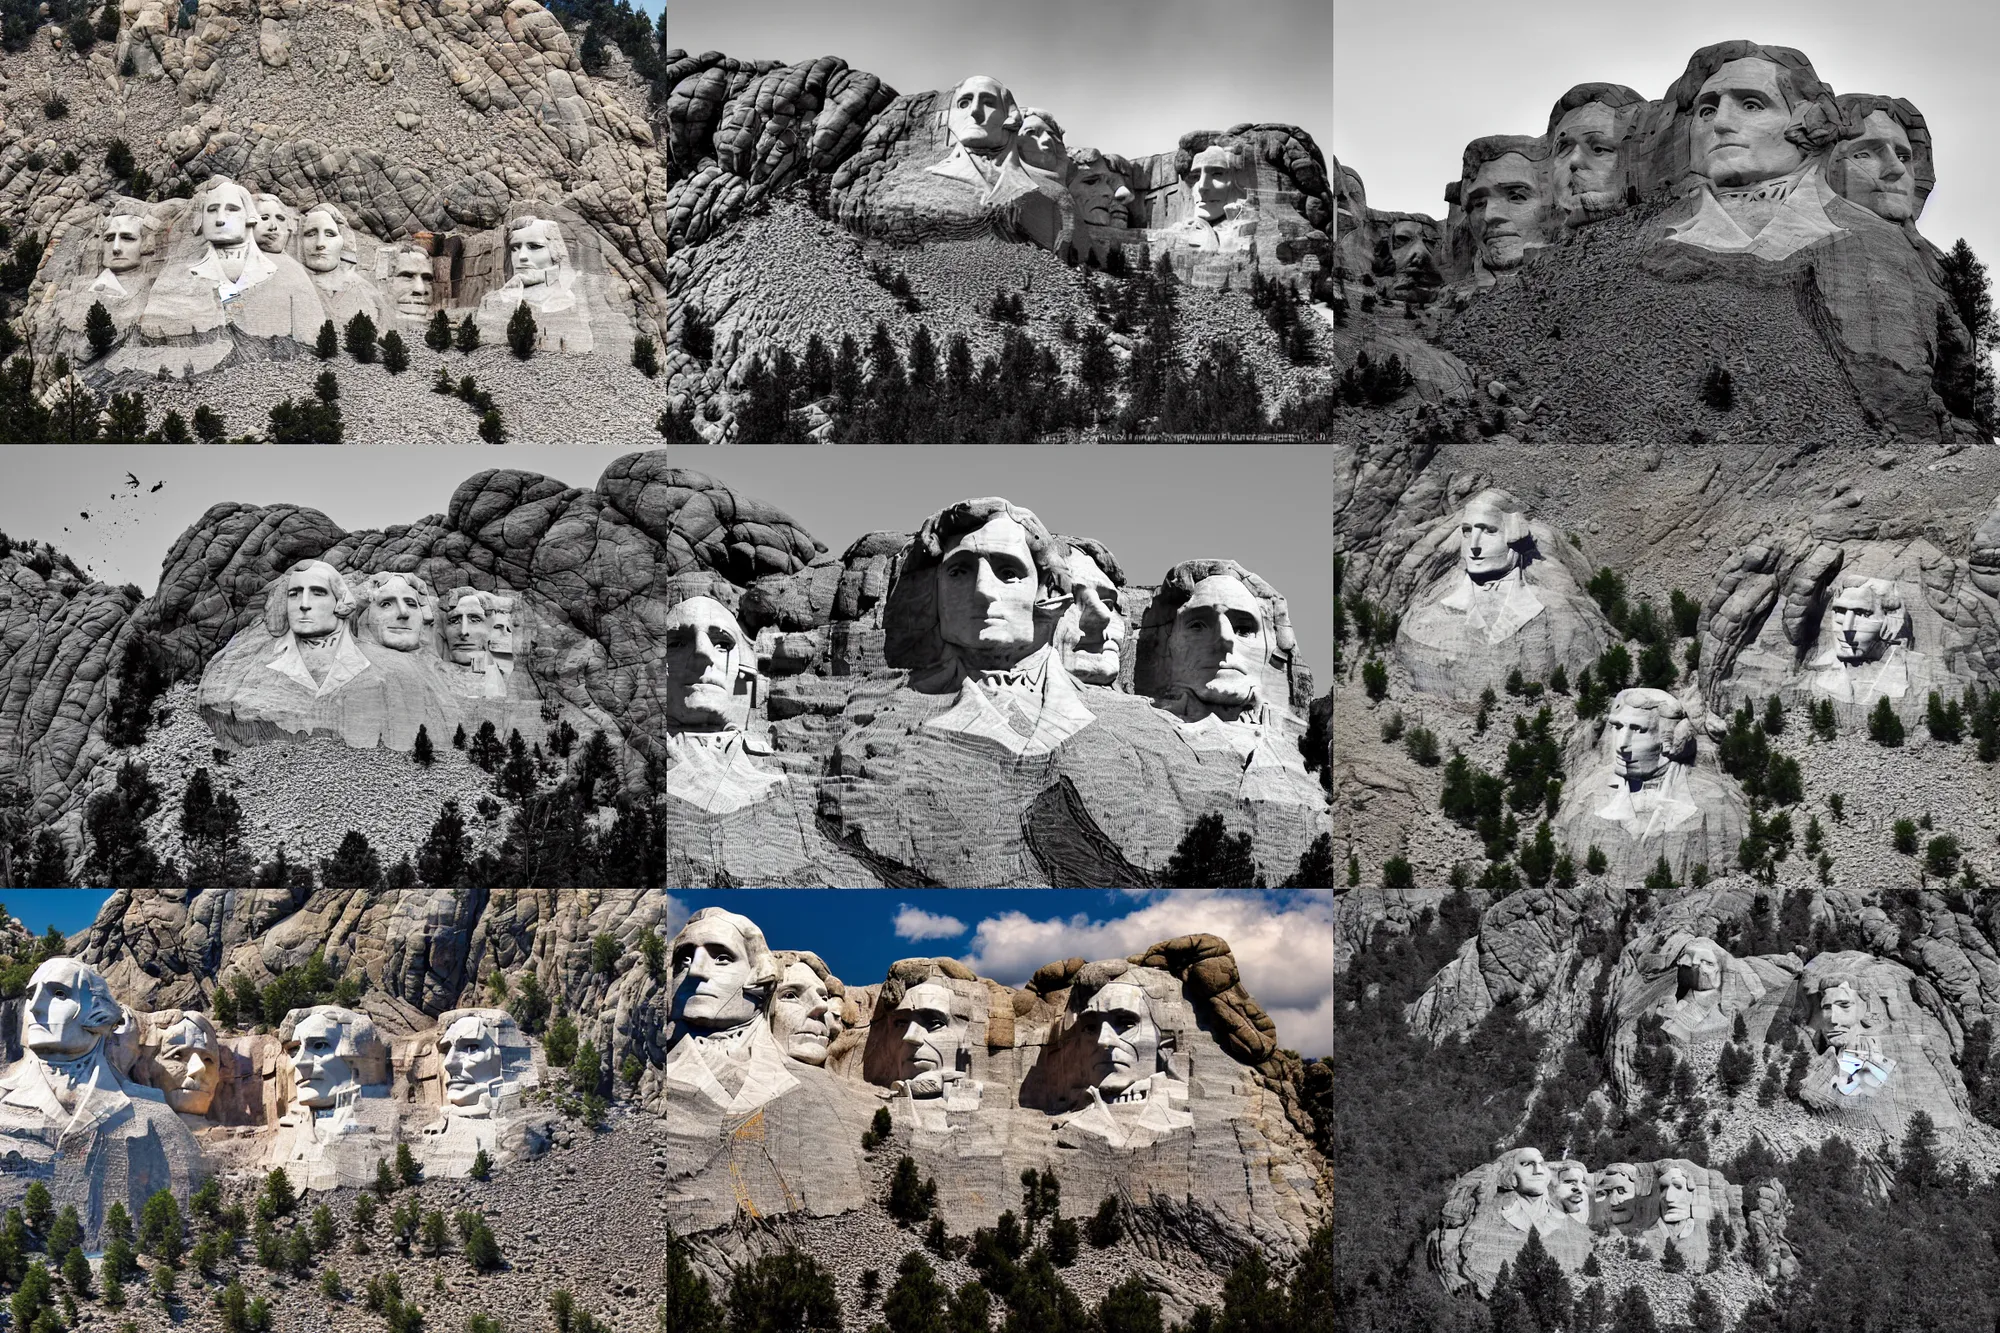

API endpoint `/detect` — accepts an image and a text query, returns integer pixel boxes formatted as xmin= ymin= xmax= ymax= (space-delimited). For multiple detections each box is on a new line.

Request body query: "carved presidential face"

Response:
xmin=362 ymin=575 xmax=427 ymax=653
xmin=253 ymin=196 xmax=296 ymax=255
xmin=1190 ymin=147 xmax=1245 ymax=223
xmin=1692 ymin=58 xmax=1805 ymax=189
xmin=770 ymin=961 xmax=837 ymax=1065
xmin=300 ymin=210 xmax=345 ymax=273
xmin=1676 ymin=940 xmax=1723 ymax=994
xmin=1813 ymin=982 xmax=1863 ymax=1049
xmin=1082 ymin=982 xmax=1161 ymax=1098
xmin=24 ymin=961 xmax=106 ymax=1060
xmin=102 ymin=216 xmax=146 ymax=274
xmin=1658 ymin=1168 xmax=1694 ymax=1224
xmin=389 ymin=249 xmax=433 ymax=316
xmin=1552 ymin=102 xmax=1622 ymax=220
xmin=948 ymin=76 xmax=1014 ymax=154
xmin=660 ymin=596 xmax=751 ymax=730
xmin=1597 ymin=1166 xmax=1638 ymax=1224
xmin=1167 ymin=574 xmax=1269 ymax=710
xmin=1018 ymin=114 xmax=1068 ymax=177
xmin=1070 ymin=157 xmax=1135 ymax=227
xmin=1507 ymin=1148 xmax=1549 ymax=1198
xmin=1829 ymin=586 xmax=1887 ymax=663
xmin=671 ymin=918 xmax=762 ymax=1033
xmin=1466 ymin=153 xmax=1541 ymax=271
xmin=286 ymin=1013 xmax=356 ymax=1109
xmin=1607 ymin=702 xmax=1666 ymax=782
xmin=1458 ymin=500 xmax=1520 ymax=580
xmin=156 ymin=1016 xmax=221 ymax=1115
xmin=1054 ymin=548 xmax=1123 ymax=685
xmin=897 ymin=981 xmax=962 ymax=1080
xmin=937 ymin=513 xmax=1039 ymax=667
xmin=287 ymin=562 xmax=343 ymax=638
xmin=1389 ymin=218 xmax=1440 ymax=286
xmin=1553 ymin=1165 xmax=1588 ymax=1216
xmin=509 ymin=221 xmax=559 ymax=287
xmin=199 ymin=188 xmax=253 ymax=248
xmin=447 ymin=594 xmax=491 ymax=667
xmin=1834 ymin=111 xmax=1916 ymax=221
xmin=438 ymin=1016 xmax=504 ymax=1107
xmin=486 ymin=606 xmax=515 ymax=657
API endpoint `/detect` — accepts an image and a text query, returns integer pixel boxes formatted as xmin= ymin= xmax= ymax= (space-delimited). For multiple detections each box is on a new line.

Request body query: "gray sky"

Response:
xmin=661 ymin=0 xmax=1332 ymax=163
xmin=0 ymin=444 xmax=1331 ymax=687
xmin=1335 ymin=0 xmax=2000 ymax=282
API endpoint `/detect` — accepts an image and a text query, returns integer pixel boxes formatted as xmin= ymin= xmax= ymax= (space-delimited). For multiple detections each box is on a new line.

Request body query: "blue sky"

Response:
xmin=2 ymin=891 xmax=114 ymax=937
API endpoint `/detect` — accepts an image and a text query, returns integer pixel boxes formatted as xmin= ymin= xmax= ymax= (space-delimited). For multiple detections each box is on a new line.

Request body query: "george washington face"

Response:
xmin=1691 ymin=58 xmax=1804 ymax=189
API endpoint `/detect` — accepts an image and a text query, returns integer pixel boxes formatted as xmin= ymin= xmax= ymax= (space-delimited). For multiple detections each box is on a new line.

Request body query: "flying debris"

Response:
xmin=124 ymin=473 xmax=139 ymax=488
xmin=150 ymin=482 xmax=164 ymax=493
xmin=80 ymin=512 xmax=89 ymax=521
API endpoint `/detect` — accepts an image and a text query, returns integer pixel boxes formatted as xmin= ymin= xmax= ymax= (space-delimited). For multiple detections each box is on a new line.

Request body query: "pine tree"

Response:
xmin=314 ymin=319 xmax=338 ymax=360
xmin=319 ymin=830 xmax=382 ymax=890
xmin=579 ymin=23 xmax=606 ymax=74
xmin=84 ymin=300 xmax=115 ymax=359
xmin=344 ymin=311 xmax=378 ymax=363
xmin=426 ymin=309 xmax=453 ymax=352
xmin=417 ymin=800 xmax=470 ymax=888
xmin=456 ymin=314 xmax=481 ymax=352
xmin=632 ymin=333 xmax=659 ymax=377
xmin=833 ymin=332 xmax=862 ymax=409
xmin=193 ymin=404 xmax=225 ymax=442
xmin=1162 ymin=813 xmax=1263 ymax=887
xmin=412 ymin=724 xmax=434 ymax=767
xmin=507 ymin=301 xmax=538 ymax=357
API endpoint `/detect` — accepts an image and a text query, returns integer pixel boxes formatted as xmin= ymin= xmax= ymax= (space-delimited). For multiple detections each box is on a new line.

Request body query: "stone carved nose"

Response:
xmin=1095 ymin=1022 xmax=1122 ymax=1050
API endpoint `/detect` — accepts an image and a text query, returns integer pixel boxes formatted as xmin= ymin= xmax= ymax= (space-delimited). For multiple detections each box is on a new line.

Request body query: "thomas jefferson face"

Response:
xmin=1658 ymin=1168 xmax=1694 ymax=1224
xmin=1190 ymin=147 xmax=1245 ymax=223
xmin=660 ymin=596 xmax=750 ymax=730
xmin=1676 ymin=939 xmax=1723 ymax=993
xmin=1388 ymin=218 xmax=1440 ymax=286
xmin=1458 ymin=500 xmax=1519 ymax=580
xmin=948 ymin=76 xmax=1014 ymax=154
xmin=1607 ymin=703 xmax=1666 ymax=782
xmin=300 ymin=209 xmax=345 ymax=273
xmin=1083 ymin=982 xmax=1161 ymax=1098
xmin=439 ymin=1017 xmax=504 ymax=1107
xmin=24 ymin=960 xmax=104 ymax=1060
xmin=1552 ymin=102 xmax=1622 ymax=219
xmin=897 ymin=981 xmax=962 ymax=1081
xmin=670 ymin=918 xmax=762 ymax=1033
xmin=389 ymin=249 xmax=433 ymax=316
xmin=1054 ymin=548 xmax=1123 ymax=685
xmin=362 ymin=575 xmax=426 ymax=652
xmin=1070 ymin=157 xmax=1135 ymax=227
xmin=102 ymin=216 xmax=145 ymax=274
xmin=287 ymin=1013 xmax=356 ymax=1109
xmin=1597 ymin=1166 xmax=1638 ymax=1224
xmin=253 ymin=195 xmax=296 ymax=254
xmin=938 ymin=513 xmax=1039 ymax=667
xmin=1829 ymin=587 xmax=1887 ymax=663
xmin=199 ymin=188 xmax=252 ymax=248
xmin=509 ymin=221 xmax=559 ymax=287
xmin=287 ymin=562 xmax=343 ymax=638
xmin=1691 ymin=58 xmax=1805 ymax=188
xmin=1167 ymin=575 xmax=1269 ymax=710
xmin=447 ymin=594 xmax=491 ymax=666
xmin=156 ymin=1016 xmax=221 ymax=1115
xmin=1466 ymin=154 xmax=1541 ymax=271
xmin=1508 ymin=1149 xmax=1549 ymax=1198
xmin=1017 ymin=113 xmax=1068 ymax=177
xmin=770 ymin=961 xmax=837 ymax=1065
xmin=1814 ymin=982 xmax=1863 ymax=1049
xmin=1834 ymin=111 xmax=1916 ymax=221
xmin=1553 ymin=1164 xmax=1588 ymax=1216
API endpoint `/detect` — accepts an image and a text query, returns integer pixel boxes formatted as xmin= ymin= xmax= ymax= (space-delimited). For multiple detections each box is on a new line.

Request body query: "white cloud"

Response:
xmin=894 ymin=904 xmax=969 ymax=942
xmin=959 ymin=891 xmax=1334 ymax=1058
